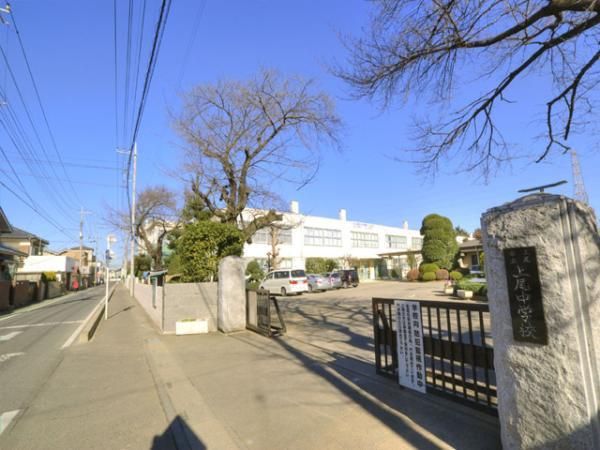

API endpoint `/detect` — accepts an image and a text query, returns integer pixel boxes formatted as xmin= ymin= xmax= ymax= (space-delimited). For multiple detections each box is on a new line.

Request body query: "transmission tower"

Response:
xmin=570 ymin=148 xmax=589 ymax=204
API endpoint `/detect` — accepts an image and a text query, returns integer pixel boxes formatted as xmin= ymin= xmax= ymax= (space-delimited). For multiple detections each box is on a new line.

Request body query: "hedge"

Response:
xmin=435 ymin=269 xmax=449 ymax=280
xmin=455 ymin=280 xmax=487 ymax=296
xmin=422 ymin=272 xmax=437 ymax=282
xmin=449 ymin=271 xmax=463 ymax=281
xmin=406 ymin=268 xmax=420 ymax=281
xmin=419 ymin=263 xmax=440 ymax=274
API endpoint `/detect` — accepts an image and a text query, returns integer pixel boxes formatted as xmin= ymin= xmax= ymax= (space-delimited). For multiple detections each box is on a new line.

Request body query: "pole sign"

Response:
xmin=395 ymin=300 xmax=426 ymax=393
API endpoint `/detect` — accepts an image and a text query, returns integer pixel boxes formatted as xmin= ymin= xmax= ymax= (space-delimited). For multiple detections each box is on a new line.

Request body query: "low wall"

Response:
xmin=12 ymin=281 xmax=31 ymax=307
xmin=134 ymin=281 xmax=164 ymax=331
xmin=134 ymin=281 xmax=218 ymax=334
xmin=0 ymin=281 xmax=10 ymax=311
xmin=46 ymin=281 xmax=63 ymax=299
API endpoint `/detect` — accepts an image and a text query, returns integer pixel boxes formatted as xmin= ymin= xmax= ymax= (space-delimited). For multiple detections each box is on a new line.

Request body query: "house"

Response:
xmin=457 ymin=238 xmax=484 ymax=272
xmin=0 ymin=207 xmax=28 ymax=280
xmin=0 ymin=222 xmax=49 ymax=261
xmin=58 ymin=246 xmax=97 ymax=284
xmin=242 ymin=201 xmax=423 ymax=281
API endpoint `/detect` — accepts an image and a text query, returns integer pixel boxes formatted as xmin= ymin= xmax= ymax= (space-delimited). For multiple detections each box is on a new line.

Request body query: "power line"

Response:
xmin=177 ymin=0 xmax=207 ymax=89
xmin=8 ymin=3 xmax=82 ymax=206
xmin=123 ymin=0 xmax=134 ymax=143
xmin=0 ymin=168 xmax=122 ymax=188
xmin=113 ymin=0 xmax=120 ymax=148
xmin=125 ymin=0 xmax=172 ymax=210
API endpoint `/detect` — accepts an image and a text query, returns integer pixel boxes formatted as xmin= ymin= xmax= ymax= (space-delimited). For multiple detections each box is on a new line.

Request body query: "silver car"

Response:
xmin=322 ymin=272 xmax=342 ymax=289
xmin=307 ymin=274 xmax=329 ymax=292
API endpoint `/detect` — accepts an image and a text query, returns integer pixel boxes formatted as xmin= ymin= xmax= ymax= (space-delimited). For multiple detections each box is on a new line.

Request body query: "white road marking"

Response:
xmin=0 ymin=331 xmax=22 ymax=342
xmin=0 ymin=410 xmax=20 ymax=435
xmin=0 ymin=352 xmax=25 ymax=363
xmin=0 ymin=320 xmax=83 ymax=330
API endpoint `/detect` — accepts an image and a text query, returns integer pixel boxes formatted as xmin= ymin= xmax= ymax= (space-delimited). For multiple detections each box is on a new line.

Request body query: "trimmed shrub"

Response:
xmin=419 ymin=263 xmax=439 ymax=274
xmin=422 ymin=272 xmax=436 ymax=282
xmin=406 ymin=268 xmax=420 ymax=281
xmin=42 ymin=272 xmax=57 ymax=282
xmin=455 ymin=280 xmax=487 ymax=297
xmin=435 ymin=269 xmax=449 ymax=280
xmin=449 ymin=271 xmax=463 ymax=281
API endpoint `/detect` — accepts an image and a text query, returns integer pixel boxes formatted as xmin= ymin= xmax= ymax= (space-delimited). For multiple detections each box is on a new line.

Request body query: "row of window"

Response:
xmin=252 ymin=226 xmax=423 ymax=249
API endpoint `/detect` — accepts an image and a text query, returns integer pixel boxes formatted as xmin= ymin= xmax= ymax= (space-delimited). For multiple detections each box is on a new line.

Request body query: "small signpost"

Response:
xmin=395 ymin=300 xmax=426 ymax=393
xmin=105 ymin=234 xmax=117 ymax=320
xmin=503 ymin=246 xmax=548 ymax=345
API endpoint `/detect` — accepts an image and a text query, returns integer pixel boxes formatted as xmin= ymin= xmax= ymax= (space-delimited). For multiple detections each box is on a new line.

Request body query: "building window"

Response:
xmin=304 ymin=227 xmax=342 ymax=247
xmin=252 ymin=227 xmax=292 ymax=245
xmin=411 ymin=237 xmax=423 ymax=249
xmin=351 ymin=231 xmax=379 ymax=248
xmin=386 ymin=235 xmax=407 ymax=249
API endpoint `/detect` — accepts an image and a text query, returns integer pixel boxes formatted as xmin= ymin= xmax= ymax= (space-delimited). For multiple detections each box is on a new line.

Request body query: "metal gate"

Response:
xmin=373 ymin=297 xmax=497 ymax=415
xmin=246 ymin=289 xmax=286 ymax=337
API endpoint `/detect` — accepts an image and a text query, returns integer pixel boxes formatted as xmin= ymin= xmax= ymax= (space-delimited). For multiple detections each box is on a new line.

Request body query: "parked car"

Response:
xmin=306 ymin=274 xmax=329 ymax=292
xmin=336 ymin=269 xmax=359 ymax=288
xmin=321 ymin=272 xmax=342 ymax=289
xmin=260 ymin=269 xmax=309 ymax=296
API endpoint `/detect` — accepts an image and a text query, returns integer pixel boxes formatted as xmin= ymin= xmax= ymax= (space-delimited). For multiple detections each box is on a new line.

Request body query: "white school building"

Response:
xmin=242 ymin=201 xmax=423 ymax=281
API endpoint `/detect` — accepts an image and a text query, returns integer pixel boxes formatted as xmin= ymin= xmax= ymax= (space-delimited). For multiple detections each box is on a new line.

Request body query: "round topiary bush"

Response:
xmin=449 ymin=271 xmax=463 ymax=281
xmin=406 ymin=268 xmax=420 ymax=281
xmin=419 ymin=263 xmax=440 ymax=274
xmin=435 ymin=269 xmax=449 ymax=280
xmin=422 ymin=272 xmax=436 ymax=282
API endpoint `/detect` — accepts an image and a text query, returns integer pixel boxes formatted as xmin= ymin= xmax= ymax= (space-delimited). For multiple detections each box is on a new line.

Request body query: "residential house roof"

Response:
xmin=0 ymin=226 xmax=49 ymax=245
xmin=0 ymin=207 xmax=12 ymax=233
xmin=458 ymin=239 xmax=483 ymax=251
xmin=0 ymin=243 xmax=28 ymax=258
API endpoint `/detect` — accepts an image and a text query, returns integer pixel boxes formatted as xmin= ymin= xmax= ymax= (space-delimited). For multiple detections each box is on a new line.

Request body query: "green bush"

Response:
xmin=435 ymin=269 xmax=449 ymax=280
xmin=422 ymin=272 xmax=437 ymax=282
xmin=455 ymin=280 xmax=487 ymax=296
xmin=305 ymin=257 xmax=338 ymax=274
xmin=42 ymin=272 xmax=57 ymax=282
xmin=175 ymin=221 xmax=244 ymax=282
xmin=245 ymin=260 xmax=265 ymax=285
xmin=390 ymin=269 xmax=399 ymax=279
xmin=420 ymin=214 xmax=458 ymax=269
xmin=406 ymin=268 xmax=420 ymax=281
xmin=419 ymin=263 xmax=439 ymax=274
xmin=449 ymin=271 xmax=463 ymax=281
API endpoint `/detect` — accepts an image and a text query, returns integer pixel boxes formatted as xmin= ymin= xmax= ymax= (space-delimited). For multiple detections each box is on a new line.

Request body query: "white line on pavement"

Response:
xmin=0 ymin=331 xmax=22 ymax=342
xmin=0 ymin=321 xmax=83 ymax=330
xmin=0 ymin=410 xmax=20 ymax=435
xmin=0 ymin=353 xmax=25 ymax=363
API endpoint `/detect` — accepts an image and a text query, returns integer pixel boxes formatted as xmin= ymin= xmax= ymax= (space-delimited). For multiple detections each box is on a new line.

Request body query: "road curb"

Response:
xmin=72 ymin=283 xmax=118 ymax=345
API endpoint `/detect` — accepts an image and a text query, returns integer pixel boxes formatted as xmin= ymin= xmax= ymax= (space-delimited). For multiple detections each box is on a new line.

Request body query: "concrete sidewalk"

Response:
xmin=1 ymin=284 xmax=501 ymax=449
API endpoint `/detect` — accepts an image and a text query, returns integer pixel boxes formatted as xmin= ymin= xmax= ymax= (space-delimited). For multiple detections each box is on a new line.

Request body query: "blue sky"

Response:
xmin=0 ymin=0 xmax=598 ymax=258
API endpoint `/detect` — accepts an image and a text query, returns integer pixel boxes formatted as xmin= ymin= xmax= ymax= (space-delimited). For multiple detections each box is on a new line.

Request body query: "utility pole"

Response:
xmin=79 ymin=208 xmax=92 ymax=281
xmin=129 ymin=143 xmax=137 ymax=298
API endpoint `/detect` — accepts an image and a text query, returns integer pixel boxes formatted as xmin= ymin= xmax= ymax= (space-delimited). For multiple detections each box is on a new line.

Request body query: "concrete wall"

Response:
xmin=134 ymin=281 xmax=218 ymax=334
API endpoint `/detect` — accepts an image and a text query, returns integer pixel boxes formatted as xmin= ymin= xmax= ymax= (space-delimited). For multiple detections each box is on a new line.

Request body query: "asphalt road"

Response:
xmin=0 ymin=286 xmax=105 ymax=436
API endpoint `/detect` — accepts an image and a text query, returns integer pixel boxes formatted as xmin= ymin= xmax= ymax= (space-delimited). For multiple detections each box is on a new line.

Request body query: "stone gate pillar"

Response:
xmin=217 ymin=255 xmax=246 ymax=333
xmin=481 ymin=193 xmax=600 ymax=449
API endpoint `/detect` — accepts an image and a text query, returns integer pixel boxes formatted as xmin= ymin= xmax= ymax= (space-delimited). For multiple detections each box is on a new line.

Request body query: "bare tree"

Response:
xmin=107 ymin=186 xmax=178 ymax=270
xmin=338 ymin=0 xmax=600 ymax=177
xmin=173 ymin=69 xmax=341 ymax=239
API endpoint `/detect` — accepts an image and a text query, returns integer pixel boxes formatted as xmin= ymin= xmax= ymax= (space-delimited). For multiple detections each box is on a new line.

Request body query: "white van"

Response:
xmin=260 ymin=269 xmax=309 ymax=296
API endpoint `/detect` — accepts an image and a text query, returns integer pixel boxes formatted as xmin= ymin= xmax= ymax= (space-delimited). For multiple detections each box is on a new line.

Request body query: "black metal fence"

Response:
xmin=246 ymin=289 xmax=286 ymax=337
xmin=373 ymin=297 xmax=497 ymax=415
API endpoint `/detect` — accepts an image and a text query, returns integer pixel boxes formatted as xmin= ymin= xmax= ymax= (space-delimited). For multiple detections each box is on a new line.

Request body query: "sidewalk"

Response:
xmin=2 ymin=285 xmax=501 ymax=449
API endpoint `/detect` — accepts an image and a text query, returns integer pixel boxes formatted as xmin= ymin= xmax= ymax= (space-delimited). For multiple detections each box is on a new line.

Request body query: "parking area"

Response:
xmin=277 ymin=280 xmax=448 ymax=370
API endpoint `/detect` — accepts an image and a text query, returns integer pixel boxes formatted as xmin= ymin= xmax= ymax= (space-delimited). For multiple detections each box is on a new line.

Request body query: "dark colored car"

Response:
xmin=336 ymin=269 xmax=359 ymax=288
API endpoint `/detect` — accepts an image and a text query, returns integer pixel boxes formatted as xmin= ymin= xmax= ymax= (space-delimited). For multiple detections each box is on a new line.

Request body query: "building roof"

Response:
xmin=0 ymin=243 xmax=28 ymax=258
xmin=458 ymin=239 xmax=482 ymax=251
xmin=0 ymin=226 xmax=49 ymax=245
xmin=0 ymin=207 xmax=12 ymax=233
xmin=61 ymin=246 xmax=94 ymax=252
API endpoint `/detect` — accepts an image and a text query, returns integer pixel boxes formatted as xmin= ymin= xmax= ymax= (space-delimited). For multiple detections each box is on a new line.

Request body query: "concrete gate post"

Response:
xmin=481 ymin=193 xmax=600 ymax=449
xmin=217 ymin=256 xmax=246 ymax=333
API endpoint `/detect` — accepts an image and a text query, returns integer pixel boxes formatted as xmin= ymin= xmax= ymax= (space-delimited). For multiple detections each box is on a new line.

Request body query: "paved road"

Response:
xmin=0 ymin=286 xmax=105 ymax=436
